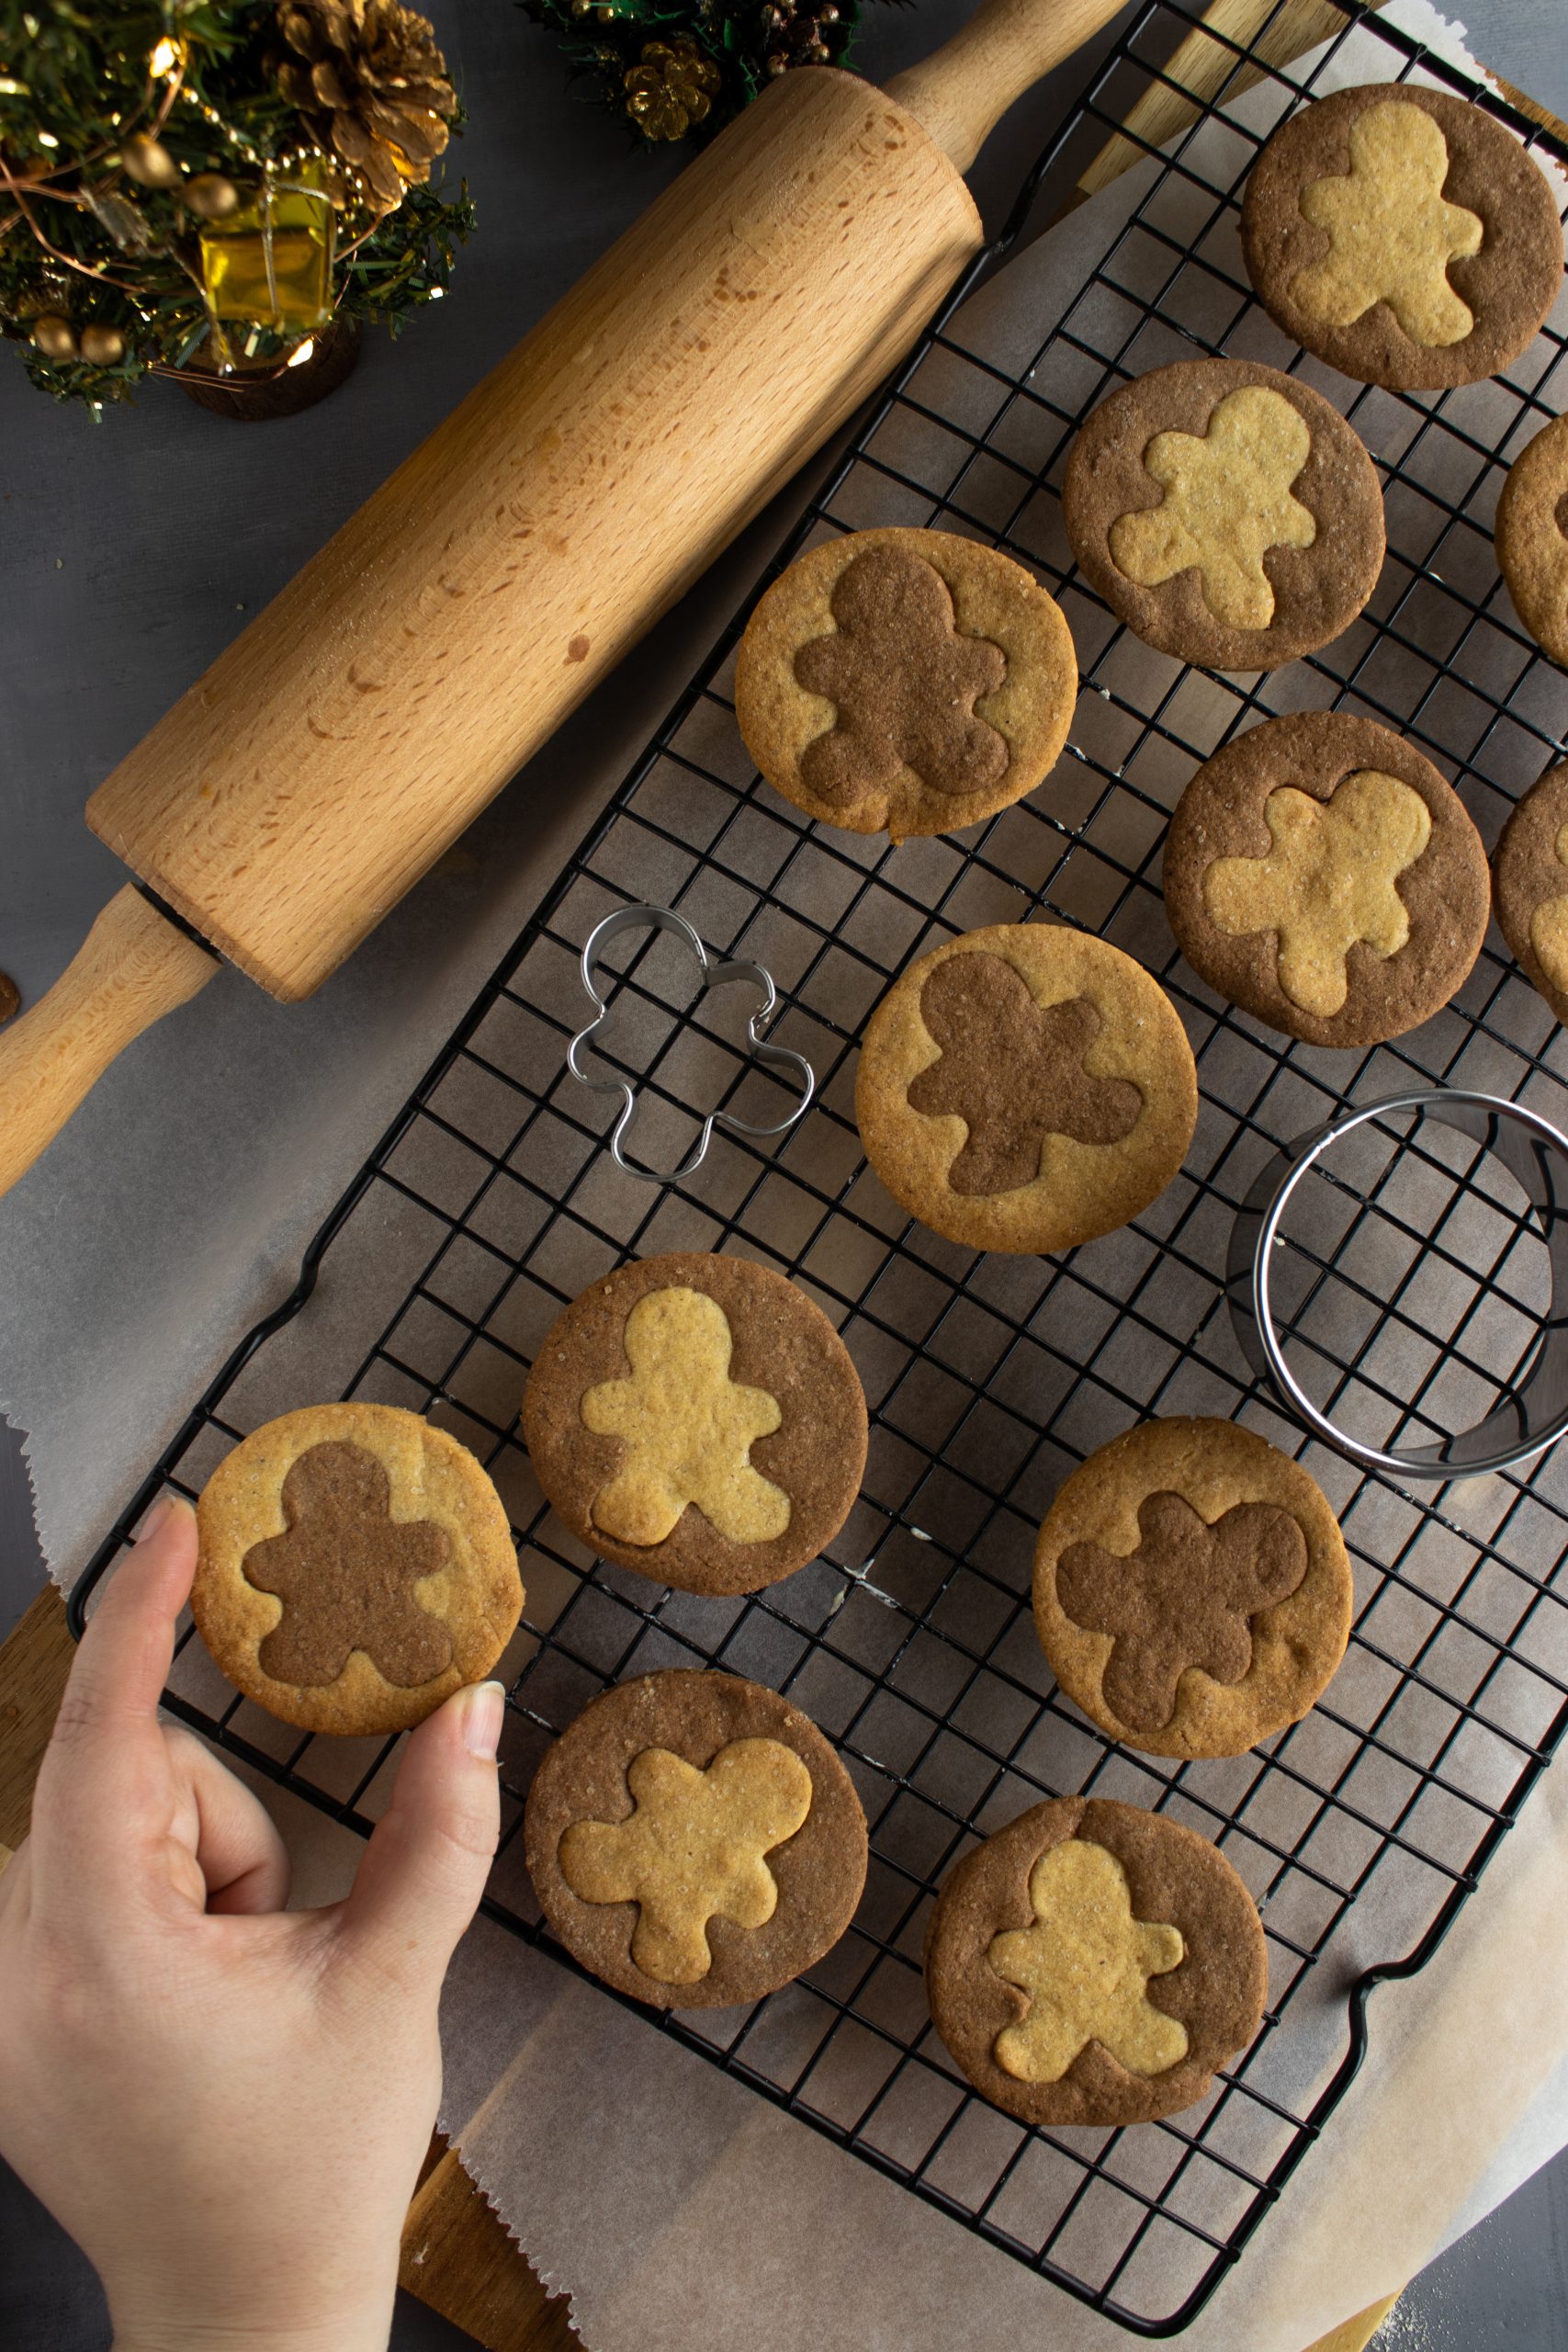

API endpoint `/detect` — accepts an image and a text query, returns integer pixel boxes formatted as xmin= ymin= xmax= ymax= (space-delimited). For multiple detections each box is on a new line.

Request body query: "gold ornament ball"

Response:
xmin=121 ymin=134 xmax=180 ymax=188
xmin=184 ymin=172 xmax=239 ymax=220
xmin=31 ymin=313 xmax=78 ymax=362
xmin=79 ymin=323 xmax=127 ymax=367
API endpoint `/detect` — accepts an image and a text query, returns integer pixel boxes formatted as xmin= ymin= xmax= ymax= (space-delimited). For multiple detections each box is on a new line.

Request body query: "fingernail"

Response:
xmin=461 ymin=1680 xmax=506 ymax=1761
xmin=133 ymin=1493 xmax=176 ymax=1544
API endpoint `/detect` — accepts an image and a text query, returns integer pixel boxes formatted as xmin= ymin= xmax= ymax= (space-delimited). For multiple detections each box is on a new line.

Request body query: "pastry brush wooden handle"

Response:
xmin=890 ymin=0 xmax=1128 ymax=170
xmin=0 ymin=887 xmax=217 ymax=1197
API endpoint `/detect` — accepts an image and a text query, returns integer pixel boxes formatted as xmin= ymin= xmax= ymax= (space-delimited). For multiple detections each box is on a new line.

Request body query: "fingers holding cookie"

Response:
xmin=735 ymin=526 xmax=1077 ymax=842
xmin=524 ymin=1669 xmax=868 ymax=2009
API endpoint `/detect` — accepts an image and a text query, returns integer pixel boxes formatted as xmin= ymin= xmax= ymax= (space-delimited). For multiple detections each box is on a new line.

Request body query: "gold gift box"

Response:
xmin=200 ymin=164 xmax=336 ymax=334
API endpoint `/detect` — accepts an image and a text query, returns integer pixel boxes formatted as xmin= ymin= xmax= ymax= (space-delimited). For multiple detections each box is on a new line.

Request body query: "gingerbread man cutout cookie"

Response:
xmin=1056 ymin=1488 xmax=1309 ymax=1734
xmin=581 ymin=1286 xmax=789 ymax=1548
xmin=1202 ymin=767 xmax=1431 ymax=1018
xmin=241 ymin=1440 xmax=454 ymax=1690
xmin=1292 ymin=99 xmax=1483 ymax=347
xmin=1110 ymin=384 xmax=1317 ymax=630
xmin=987 ymin=1838 xmax=1188 ymax=2083
xmin=795 ymin=543 xmax=1009 ymax=807
xmin=907 ymin=951 xmax=1143 ymax=1195
xmin=558 ymin=1737 xmax=813 ymax=1983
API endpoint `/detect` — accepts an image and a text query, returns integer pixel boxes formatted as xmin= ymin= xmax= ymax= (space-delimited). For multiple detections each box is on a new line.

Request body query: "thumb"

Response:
xmin=338 ymin=1680 xmax=504 ymax=1993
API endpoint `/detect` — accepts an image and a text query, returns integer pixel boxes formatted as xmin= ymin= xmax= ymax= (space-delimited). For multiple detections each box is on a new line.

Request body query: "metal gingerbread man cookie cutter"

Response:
xmin=566 ymin=902 xmax=816 ymax=1184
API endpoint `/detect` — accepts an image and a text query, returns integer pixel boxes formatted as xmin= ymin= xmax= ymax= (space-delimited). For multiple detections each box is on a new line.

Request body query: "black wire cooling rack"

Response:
xmin=72 ymin=2 xmax=1568 ymax=2333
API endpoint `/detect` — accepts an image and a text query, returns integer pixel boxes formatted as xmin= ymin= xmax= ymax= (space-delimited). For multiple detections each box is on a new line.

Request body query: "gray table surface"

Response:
xmin=4 ymin=3 xmax=1568 ymax=2346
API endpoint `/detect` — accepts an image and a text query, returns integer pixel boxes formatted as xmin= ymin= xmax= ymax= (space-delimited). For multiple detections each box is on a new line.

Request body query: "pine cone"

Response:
xmin=276 ymin=0 xmax=457 ymax=212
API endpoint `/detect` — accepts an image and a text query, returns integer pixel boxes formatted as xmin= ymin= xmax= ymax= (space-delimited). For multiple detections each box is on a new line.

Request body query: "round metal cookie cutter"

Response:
xmin=1226 ymin=1089 xmax=1568 ymax=1482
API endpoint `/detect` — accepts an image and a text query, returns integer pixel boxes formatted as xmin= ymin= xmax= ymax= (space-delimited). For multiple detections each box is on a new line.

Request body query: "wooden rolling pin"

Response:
xmin=0 ymin=0 xmax=1124 ymax=1196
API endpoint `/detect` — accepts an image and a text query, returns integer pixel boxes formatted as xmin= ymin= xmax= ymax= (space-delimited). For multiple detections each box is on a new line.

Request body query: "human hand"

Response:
xmin=0 ymin=1495 xmax=504 ymax=2352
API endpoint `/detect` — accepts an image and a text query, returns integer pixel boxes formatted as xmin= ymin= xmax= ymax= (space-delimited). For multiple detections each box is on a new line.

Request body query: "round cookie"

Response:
xmin=733 ymin=526 xmax=1077 ymax=842
xmin=1163 ymin=710 xmax=1488 ymax=1047
xmin=1032 ymin=1417 xmax=1353 ymax=1760
xmin=854 ymin=922 xmax=1197 ymax=1255
xmin=1241 ymin=84 xmax=1563 ymax=393
xmin=524 ymin=1668 xmax=868 ymax=2009
xmin=1060 ymin=356 xmax=1385 ymax=672
xmin=1493 ymin=762 xmax=1568 ymax=1025
xmin=924 ymin=1796 xmax=1268 ymax=2128
xmin=1496 ymin=415 xmax=1568 ymax=668
xmin=192 ymin=1403 xmax=523 ymax=1736
xmin=522 ymin=1251 xmax=867 ymax=1596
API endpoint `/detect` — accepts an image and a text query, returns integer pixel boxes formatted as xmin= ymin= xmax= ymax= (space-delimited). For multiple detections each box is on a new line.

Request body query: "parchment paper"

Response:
xmin=8 ymin=4 xmax=1568 ymax=2344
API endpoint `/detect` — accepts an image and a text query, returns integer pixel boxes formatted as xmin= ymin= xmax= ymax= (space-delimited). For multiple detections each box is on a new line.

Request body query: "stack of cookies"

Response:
xmin=171 ymin=77 xmax=1567 ymax=2143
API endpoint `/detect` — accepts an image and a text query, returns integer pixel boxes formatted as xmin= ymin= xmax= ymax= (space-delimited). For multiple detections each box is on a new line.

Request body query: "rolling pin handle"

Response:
xmin=0 ymin=885 xmax=219 ymax=1199
xmin=887 ymin=0 xmax=1131 ymax=173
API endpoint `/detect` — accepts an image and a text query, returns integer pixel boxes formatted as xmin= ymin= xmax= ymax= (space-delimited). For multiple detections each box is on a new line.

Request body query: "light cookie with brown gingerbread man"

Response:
xmin=855 ymin=922 xmax=1196 ymax=1255
xmin=735 ymin=526 xmax=1077 ymax=842
xmin=1032 ymin=1416 xmax=1353 ymax=1759
xmin=192 ymin=1402 xmax=523 ymax=1736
